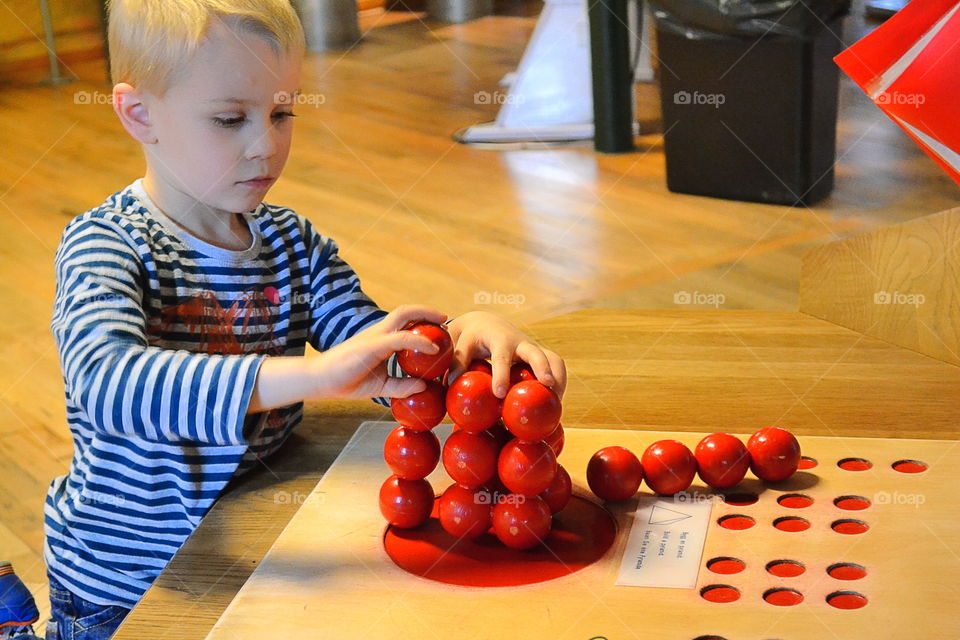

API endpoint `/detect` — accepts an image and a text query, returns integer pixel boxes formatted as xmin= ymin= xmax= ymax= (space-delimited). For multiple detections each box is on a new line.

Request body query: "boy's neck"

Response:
xmin=141 ymin=173 xmax=252 ymax=251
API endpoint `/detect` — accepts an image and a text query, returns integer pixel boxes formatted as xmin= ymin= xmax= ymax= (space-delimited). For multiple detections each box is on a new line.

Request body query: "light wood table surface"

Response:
xmin=113 ymin=309 xmax=960 ymax=639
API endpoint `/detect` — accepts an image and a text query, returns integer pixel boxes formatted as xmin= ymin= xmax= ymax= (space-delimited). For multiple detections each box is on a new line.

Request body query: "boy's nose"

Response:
xmin=244 ymin=127 xmax=279 ymax=160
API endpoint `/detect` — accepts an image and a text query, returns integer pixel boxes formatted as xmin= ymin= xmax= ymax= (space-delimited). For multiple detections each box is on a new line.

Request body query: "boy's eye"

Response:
xmin=273 ymin=111 xmax=296 ymax=122
xmin=213 ymin=116 xmax=244 ymax=128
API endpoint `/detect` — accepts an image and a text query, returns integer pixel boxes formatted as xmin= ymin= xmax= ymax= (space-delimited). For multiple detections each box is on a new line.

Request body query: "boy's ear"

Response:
xmin=112 ymin=83 xmax=156 ymax=144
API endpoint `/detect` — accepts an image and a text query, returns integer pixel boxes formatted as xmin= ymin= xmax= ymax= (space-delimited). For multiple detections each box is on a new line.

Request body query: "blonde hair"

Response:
xmin=107 ymin=0 xmax=305 ymax=96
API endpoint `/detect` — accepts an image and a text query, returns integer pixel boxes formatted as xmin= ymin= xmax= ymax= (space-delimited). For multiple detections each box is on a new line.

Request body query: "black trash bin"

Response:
xmin=650 ymin=0 xmax=850 ymax=206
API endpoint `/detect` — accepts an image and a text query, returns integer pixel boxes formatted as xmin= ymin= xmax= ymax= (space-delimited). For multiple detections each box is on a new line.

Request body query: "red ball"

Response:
xmin=544 ymin=423 xmax=565 ymax=457
xmin=502 ymin=380 xmax=562 ymax=441
xmin=446 ymin=371 xmax=502 ymax=433
xmin=540 ymin=464 xmax=572 ymax=514
xmin=695 ymin=433 xmax=749 ymax=489
xmin=438 ymin=484 xmax=492 ymax=540
xmin=397 ymin=322 xmax=454 ymax=380
xmin=492 ymin=495 xmax=552 ymax=550
xmin=642 ymin=440 xmax=697 ymax=495
xmin=509 ymin=362 xmax=536 ymax=386
xmin=390 ymin=379 xmax=446 ymax=431
xmin=498 ymin=439 xmax=557 ymax=496
xmin=747 ymin=427 xmax=801 ymax=482
xmin=442 ymin=429 xmax=499 ymax=489
xmin=467 ymin=359 xmax=493 ymax=375
xmin=587 ymin=446 xmax=643 ymax=502
xmin=379 ymin=475 xmax=434 ymax=529
xmin=383 ymin=425 xmax=440 ymax=480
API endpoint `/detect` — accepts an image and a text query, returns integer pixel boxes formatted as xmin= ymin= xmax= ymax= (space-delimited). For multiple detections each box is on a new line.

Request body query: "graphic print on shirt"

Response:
xmin=146 ymin=286 xmax=288 ymax=437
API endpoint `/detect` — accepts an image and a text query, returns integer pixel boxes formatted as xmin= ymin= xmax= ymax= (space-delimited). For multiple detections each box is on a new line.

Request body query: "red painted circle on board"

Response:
xmin=797 ymin=456 xmax=818 ymax=470
xmin=892 ymin=459 xmax=928 ymax=474
xmin=838 ymin=458 xmax=873 ymax=471
xmin=827 ymin=591 xmax=868 ymax=609
xmin=706 ymin=557 xmax=746 ymax=575
xmin=766 ymin=560 xmax=805 ymax=577
xmin=834 ymin=495 xmax=872 ymax=511
xmin=383 ymin=495 xmax=616 ymax=587
xmin=828 ymin=563 xmax=867 ymax=580
xmin=700 ymin=585 xmax=740 ymax=603
xmin=832 ymin=519 xmax=870 ymax=535
xmin=773 ymin=516 xmax=810 ymax=532
xmin=777 ymin=494 xmax=814 ymax=509
xmin=764 ymin=588 xmax=804 ymax=606
xmin=717 ymin=514 xmax=755 ymax=530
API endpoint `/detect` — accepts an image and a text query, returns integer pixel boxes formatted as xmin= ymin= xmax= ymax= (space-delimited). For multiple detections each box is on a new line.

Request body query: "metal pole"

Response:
xmin=38 ymin=0 xmax=73 ymax=85
xmin=427 ymin=0 xmax=494 ymax=23
xmin=298 ymin=0 xmax=361 ymax=51
xmin=588 ymin=0 xmax=635 ymax=152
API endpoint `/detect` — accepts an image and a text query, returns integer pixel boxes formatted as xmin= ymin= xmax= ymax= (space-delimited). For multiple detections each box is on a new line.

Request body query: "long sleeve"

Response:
xmin=50 ymin=217 xmax=266 ymax=445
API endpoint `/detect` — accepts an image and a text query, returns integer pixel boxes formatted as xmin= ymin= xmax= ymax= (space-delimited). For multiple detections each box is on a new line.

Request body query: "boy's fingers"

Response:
xmin=381 ymin=305 xmax=447 ymax=333
xmin=381 ymin=376 xmax=428 ymax=398
xmin=489 ymin=346 xmax=513 ymax=398
xmin=544 ymin=350 xmax=567 ymax=399
xmin=446 ymin=342 xmax=479 ymax=388
xmin=374 ymin=332 xmax=438 ymax=361
xmin=515 ymin=342 xmax=555 ymax=387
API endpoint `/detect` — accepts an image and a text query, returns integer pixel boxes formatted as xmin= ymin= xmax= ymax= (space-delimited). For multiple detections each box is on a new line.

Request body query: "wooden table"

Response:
xmin=112 ymin=309 xmax=960 ymax=639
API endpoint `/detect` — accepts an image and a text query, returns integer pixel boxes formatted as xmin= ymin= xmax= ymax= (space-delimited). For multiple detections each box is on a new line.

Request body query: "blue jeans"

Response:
xmin=43 ymin=574 xmax=129 ymax=640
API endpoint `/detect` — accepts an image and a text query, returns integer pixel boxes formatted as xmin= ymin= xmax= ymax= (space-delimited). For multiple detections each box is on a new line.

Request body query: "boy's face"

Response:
xmin=141 ymin=20 xmax=302 ymax=215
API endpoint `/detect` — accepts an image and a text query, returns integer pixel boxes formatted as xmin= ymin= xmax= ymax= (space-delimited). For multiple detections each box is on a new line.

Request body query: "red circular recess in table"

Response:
xmin=382 ymin=495 xmax=616 ymax=587
xmin=832 ymin=519 xmax=869 ymax=535
xmin=834 ymin=495 xmax=871 ymax=511
xmin=722 ymin=492 xmax=758 ymax=506
xmin=718 ymin=514 xmax=755 ymax=530
xmin=827 ymin=590 xmax=869 ymax=609
xmin=706 ymin=557 xmax=745 ymax=574
xmin=837 ymin=457 xmax=873 ymax=471
xmin=773 ymin=516 xmax=810 ymax=532
xmin=892 ymin=459 xmax=928 ymax=474
xmin=700 ymin=585 xmax=740 ymax=603
xmin=798 ymin=456 xmax=818 ymax=470
xmin=763 ymin=587 xmax=804 ymax=606
xmin=766 ymin=559 xmax=805 ymax=577
xmin=827 ymin=563 xmax=867 ymax=580
xmin=777 ymin=493 xmax=813 ymax=509
xmin=692 ymin=636 xmax=729 ymax=640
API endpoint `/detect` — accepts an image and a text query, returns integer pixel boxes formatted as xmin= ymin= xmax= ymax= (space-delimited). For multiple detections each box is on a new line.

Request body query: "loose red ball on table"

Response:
xmin=642 ymin=440 xmax=697 ymax=495
xmin=695 ymin=433 xmax=750 ymax=489
xmin=390 ymin=379 xmax=446 ymax=431
xmin=747 ymin=427 xmax=801 ymax=482
xmin=502 ymin=380 xmax=562 ymax=442
xmin=442 ymin=429 xmax=499 ymax=489
xmin=438 ymin=483 xmax=492 ymax=540
xmin=383 ymin=425 xmax=440 ymax=480
xmin=540 ymin=464 xmax=572 ymax=514
xmin=587 ymin=446 xmax=643 ymax=502
xmin=446 ymin=371 xmax=502 ymax=433
xmin=397 ymin=322 xmax=453 ymax=380
xmin=379 ymin=475 xmax=434 ymax=529
xmin=492 ymin=495 xmax=552 ymax=550
xmin=498 ymin=438 xmax=557 ymax=496
xmin=544 ymin=423 xmax=565 ymax=457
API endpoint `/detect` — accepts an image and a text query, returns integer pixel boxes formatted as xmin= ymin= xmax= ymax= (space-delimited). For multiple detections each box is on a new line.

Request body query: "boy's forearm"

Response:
xmin=247 ymin=356 xmax=315 ymax=414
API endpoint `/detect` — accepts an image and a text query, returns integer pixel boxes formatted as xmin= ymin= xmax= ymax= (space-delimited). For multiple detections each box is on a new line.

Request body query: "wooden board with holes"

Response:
xmin=204 ymin=422 xmax=959 ymax=640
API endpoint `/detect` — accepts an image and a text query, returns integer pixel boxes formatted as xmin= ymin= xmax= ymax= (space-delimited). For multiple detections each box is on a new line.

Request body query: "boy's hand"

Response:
xmin=445 ymin=311 xmax=567 ymax=399
xmin=307 ymin=305 xmax=447 ymax=400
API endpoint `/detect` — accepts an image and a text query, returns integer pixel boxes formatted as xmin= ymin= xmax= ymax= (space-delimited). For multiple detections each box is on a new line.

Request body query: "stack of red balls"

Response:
xmin=587 ymin=428 xmax=802 ymax=502
xmin=379 ymin=322 xmax=568 ymax=550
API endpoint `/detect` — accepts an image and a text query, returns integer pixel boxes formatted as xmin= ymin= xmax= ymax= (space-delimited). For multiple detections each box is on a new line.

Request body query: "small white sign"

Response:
xmin=615 ymin=497 xmax=713 ymax=588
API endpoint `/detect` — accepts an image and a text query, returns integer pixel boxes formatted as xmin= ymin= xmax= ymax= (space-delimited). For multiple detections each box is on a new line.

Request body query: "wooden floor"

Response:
xmin=0 ymin=2 xmax=956 ymax=632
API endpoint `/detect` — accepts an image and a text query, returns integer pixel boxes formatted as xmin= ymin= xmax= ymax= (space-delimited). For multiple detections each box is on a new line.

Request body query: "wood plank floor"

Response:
xmin=0 ymin=2 xmax=956 ymax=632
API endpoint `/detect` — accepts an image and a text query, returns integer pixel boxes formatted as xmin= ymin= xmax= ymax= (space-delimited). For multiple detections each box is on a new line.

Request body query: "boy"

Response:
xmin=35 ymin=1 xmax=566 ymax=637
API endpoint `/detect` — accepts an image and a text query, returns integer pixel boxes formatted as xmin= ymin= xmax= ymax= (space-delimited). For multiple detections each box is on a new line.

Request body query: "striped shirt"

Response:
xmin=44 ymin=179 xmax=388 ymax=608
